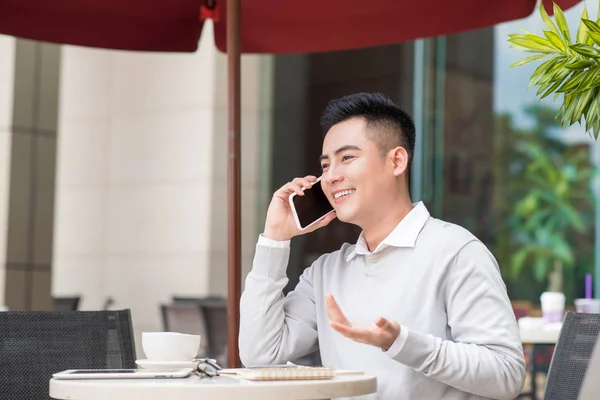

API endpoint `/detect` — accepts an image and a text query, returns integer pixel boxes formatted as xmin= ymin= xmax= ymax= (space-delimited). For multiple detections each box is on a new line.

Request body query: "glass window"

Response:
xmin=417 ymin=3 xmax=598 ymax=304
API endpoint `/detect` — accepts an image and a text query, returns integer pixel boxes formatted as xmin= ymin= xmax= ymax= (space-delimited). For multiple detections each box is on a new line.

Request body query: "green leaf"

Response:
xmin=529 ymin=58 xmax=560 ymax=87
xmin=556 ymin=70 xmax=585 ymax=93
xmin=565 ymin=59 xmax=596 ymax=69
xmin=554 ymin=3 xmax=572 ymax=43
xmin=511 ymin=248 xmax=530 ymax=279
xmin=588 ymin=67 xmax=600 ymax=87
xmin=577 ymin=6 xmax=591 ymax=44
xmin=569 ymin=43 xmax=600 ymax=58
xmin=568 ymin=90 xmax=595 ymax=125
xmin=582 ymin=19 xmax=600 ymax=34
xmin=533 ymin=256 xmax=549 ymax=281
xmin=571 ymin=68 xmax=600 ymax=94
xmin=509 ymin=35 xmax=557 ymax=53
xmin=552 ymin=239 xmax=575 ymax=264
xmin=539 ymin=78 xmax=561 ymax=98
xmin=534 ymin=57 xmax=568 ymax=86
xmin=540 ymin=2 xmax=560 ymax=36
xmin=591 ymin=69 xmax=600 ymax=87
xmin=591 ymin=88 xmax=600 ymax=111
xmin=593 ymin=120 xmax=600 ymax=139
xmin=510 ymin=54 xmax=547 ymax=68
xmin=539 ymin=70 xmax=571 ymax=99
xmin=545 ymin=67 xmax=571 ymax=87
xmin=559 ymin=93 xmax=576 ymax=126
xmin=516 ymin=23 xmax=535 ymax=35
xmin=586 ymin=91 xmax=600 ymax=137
xmin=587 ymin=31 xmax=600 ymax=47
xmin=544 ymin=30 xmax=567 ymax=52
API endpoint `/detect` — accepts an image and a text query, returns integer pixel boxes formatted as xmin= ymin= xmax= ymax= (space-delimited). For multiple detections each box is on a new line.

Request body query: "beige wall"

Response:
xmin=52 ymin=26 xmax=272 ymax=354
xmin=0 ymin=35 xmax=16 ymax=304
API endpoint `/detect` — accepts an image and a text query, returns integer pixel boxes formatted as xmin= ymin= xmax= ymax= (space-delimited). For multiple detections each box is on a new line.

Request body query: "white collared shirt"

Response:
xmin=347 ymin=202 xmax=431 ymax=261
xmin=240 ymin=202 xmax=525 ymax=400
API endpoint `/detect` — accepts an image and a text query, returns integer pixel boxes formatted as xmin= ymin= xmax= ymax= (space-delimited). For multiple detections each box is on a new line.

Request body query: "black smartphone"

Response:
xmin=288 ymin=177 xmax=334 ymax=230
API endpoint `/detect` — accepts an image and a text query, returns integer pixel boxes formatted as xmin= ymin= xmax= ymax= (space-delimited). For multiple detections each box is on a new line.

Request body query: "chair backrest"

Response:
xmin=0 ymin=310 xmax=136 ymax=400
xmin=172 ymin=296 xmax=201 ymax=303
xmin=163 ymin=297 xmax=227 ymax=365
xmin=195 ymin=297 xmax=227 ymax=365
xmin=52 ymin=296 xmax=81 ymax=311
xmin=160 ymin=302 xmax=209 ymax=356
xmin=544 ymin=312 xmax=600 ymax=400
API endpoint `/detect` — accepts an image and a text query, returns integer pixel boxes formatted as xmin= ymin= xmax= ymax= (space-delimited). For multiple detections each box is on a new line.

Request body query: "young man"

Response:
xmin=239 ymin=93 xmax=525 ymax=399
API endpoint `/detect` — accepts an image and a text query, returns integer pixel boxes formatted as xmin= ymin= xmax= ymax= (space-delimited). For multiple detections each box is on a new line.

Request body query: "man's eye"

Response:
xmin=342 ymin=155 xmax=354 ymax=161
xmin=321 ymin=164 xmax=329 ymax=170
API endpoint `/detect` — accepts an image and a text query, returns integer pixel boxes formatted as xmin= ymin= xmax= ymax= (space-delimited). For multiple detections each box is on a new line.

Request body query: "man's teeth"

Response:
xmin=334 ymin=189 xmax=355 ymax=199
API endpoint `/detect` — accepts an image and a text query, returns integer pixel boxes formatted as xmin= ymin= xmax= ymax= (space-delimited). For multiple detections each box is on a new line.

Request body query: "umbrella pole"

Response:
xmin=226 ymin=0 xmax=242 ymax=368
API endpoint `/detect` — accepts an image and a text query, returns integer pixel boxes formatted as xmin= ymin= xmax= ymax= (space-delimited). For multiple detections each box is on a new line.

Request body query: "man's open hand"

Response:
xmin=325 ymin=294 xmax=400 ymax=351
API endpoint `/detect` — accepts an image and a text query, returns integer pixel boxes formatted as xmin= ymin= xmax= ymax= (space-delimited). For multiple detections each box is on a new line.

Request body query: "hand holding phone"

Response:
xmin=289 ymin=176 xmax=335 ymax=231
xmin=263 ymin=175 xmax=336 ymax=242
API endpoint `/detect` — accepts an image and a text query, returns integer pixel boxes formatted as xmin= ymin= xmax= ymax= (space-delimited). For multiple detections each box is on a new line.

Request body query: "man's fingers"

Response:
xmin=325 ymin=294 xmax=351 ymax=326
xmin=329 ymin=321 xmax=353 ymax=337
xmin=292 ymin=177 xmax=315 ymax=191
xmin=375 ymin=317 xmax=390 ymax=330
xmin=305 ymin=212 xmax=337 ymax=233
xmin=330 ymin=322 xmax=372 ymax=343
xmin=285 ymin=182 xmax=305 ymax=196
xmin=278 ymin=176 xmax=317 ymax=197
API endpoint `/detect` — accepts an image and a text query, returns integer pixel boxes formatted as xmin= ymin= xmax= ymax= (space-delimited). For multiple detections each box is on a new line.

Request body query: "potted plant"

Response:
xmin=493 ymin=105 xmax=594 ymax=298
xmin=509 ymin=2 xmax=600 ymax=139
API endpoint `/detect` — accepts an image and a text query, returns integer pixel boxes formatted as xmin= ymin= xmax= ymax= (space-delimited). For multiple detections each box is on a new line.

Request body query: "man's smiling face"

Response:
xmin=320 ymin=117 xmax=399 ymax=226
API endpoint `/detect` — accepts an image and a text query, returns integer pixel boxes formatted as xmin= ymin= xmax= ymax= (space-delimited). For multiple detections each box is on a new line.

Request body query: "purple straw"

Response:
xmin=585 ymin=273 xmax=592 ymax=299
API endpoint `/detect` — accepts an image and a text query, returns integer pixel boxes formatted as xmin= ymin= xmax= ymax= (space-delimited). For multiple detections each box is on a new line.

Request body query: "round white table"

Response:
xmin=519 ymin=326 xmax=561 ymax=344
xmin=50 ymin=374 xmax=377 ymax=400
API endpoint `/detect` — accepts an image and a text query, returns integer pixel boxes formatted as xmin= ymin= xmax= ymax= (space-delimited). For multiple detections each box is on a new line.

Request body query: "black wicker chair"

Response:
xmin=543 ymin=312 xmax=600 ymax=400
xmin=52 ymin=296 xmax=80 ymax=311
xmin=0 ymin=310 xmax=136 ymax=400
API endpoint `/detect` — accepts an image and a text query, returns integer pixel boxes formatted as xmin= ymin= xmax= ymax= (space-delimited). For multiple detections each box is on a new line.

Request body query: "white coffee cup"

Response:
xmin=540 ymin=292 xmax=566 ymax=323
xmin=142 ymin=332 xmax=201 ymax=362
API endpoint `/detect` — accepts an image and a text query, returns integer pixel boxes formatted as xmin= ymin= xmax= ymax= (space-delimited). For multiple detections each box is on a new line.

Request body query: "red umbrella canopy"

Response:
xmin=0 ymin=0 xmax=582 ymax=53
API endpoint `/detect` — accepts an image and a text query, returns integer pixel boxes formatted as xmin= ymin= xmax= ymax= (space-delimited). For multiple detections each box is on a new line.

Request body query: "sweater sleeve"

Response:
xmin=239 ymin=238 xmax=319 ymax=367
xmin=385 ymin=240 xmax=526 ymax=400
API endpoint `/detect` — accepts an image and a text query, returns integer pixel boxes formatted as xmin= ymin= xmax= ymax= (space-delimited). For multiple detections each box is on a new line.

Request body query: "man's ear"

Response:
xmin=390 ymin=146 xmax=408 ymax=177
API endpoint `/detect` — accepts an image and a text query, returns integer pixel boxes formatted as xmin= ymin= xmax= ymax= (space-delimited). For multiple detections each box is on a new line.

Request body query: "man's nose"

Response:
xmin=324 ymin=169 xmax=344 ymax=187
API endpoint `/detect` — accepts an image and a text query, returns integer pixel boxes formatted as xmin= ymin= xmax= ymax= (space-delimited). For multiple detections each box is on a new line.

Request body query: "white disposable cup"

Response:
xmin=540 ymin=292 xmax=565 ymax=323
xmin=575 ymin=298 xmax=600 ymax=314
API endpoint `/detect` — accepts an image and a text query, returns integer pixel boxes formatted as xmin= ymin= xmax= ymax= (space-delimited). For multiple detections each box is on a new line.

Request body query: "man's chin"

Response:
xmin=334 ymin=211 xmax=355 ymax=224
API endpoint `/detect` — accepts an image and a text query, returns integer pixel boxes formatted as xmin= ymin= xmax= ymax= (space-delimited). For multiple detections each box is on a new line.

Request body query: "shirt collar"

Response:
xmin=346 ymin=202 xmax=431 ymax=262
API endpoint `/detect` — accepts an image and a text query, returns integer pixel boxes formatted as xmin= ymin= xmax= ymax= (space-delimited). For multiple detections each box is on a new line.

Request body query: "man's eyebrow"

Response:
xmin=319 ymin=145 xmax=362 ymax=162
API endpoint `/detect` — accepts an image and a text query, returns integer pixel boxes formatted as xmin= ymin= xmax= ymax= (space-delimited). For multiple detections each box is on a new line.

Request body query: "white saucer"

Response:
xmin=135 ymin=359 xmax=199 ymax=370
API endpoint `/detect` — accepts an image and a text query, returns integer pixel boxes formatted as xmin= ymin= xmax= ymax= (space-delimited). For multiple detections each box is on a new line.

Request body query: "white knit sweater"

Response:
xmin=239 ymin=202 xmax=526 ymax=400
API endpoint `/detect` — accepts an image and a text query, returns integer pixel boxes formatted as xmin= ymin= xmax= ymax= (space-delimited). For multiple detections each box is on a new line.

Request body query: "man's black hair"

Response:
xmin=320 ymin=92 xmax=415 ymax=166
